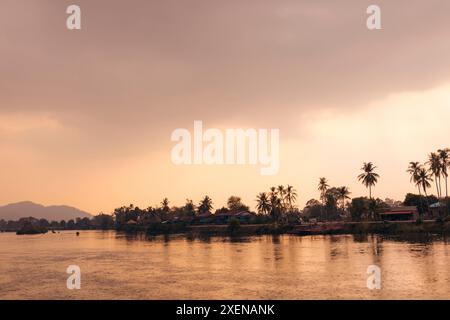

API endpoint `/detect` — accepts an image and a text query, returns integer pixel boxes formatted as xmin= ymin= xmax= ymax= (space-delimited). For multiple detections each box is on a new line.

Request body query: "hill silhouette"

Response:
xmin=0 ymin=201 xmax=92 ymax=221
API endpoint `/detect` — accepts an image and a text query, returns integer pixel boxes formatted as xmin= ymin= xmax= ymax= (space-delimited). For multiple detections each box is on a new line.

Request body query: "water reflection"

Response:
xmin=1 ymin=231 xmax=450 ymax=299
xmin=352 ymin=233 xmax=369 ymax=243
xmin=117 ymin=231 xmax=447 ymax=246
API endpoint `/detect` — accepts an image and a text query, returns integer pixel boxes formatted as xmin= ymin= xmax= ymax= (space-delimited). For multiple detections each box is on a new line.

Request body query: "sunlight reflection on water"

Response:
xmin=0 ymin=231 xmax=450 ymax=299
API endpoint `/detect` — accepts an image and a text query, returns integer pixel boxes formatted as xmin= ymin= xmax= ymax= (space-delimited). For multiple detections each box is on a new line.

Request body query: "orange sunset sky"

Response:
xmin=1 ymin=0 xmax=450 ymax=214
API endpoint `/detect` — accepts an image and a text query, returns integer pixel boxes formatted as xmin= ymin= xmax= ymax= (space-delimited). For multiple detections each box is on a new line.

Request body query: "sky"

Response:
xmin=1 ymin=0 xmax=450 ymax=214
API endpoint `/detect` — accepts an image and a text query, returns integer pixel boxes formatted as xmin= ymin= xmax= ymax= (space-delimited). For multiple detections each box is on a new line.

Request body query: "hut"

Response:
xmin=380 ymin=206 xmax=419 ymax=221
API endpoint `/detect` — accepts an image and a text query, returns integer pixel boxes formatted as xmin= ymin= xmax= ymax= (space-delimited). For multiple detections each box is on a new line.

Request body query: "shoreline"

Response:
xmin=188 ymin=220 xmax=450 ymax=237
xmin=122 ymin=220 xmax=450 ymax=238
xmin=5 ymin=220 xmax=450 ymax=238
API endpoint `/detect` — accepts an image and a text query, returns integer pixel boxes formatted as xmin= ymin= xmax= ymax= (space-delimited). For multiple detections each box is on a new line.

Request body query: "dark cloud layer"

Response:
xmin=2 ymin=1 xmax=450 ymax=123
xmin=1 ymin=0 xmax=450 ymax=212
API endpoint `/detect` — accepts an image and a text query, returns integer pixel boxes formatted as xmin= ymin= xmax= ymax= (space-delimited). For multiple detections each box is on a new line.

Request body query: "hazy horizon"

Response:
xmin=2 ymin=0 xmax=450 ymax=214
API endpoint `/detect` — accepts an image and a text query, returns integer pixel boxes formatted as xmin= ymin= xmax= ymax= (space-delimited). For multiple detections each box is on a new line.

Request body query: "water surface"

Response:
xmin=1 ymin=231 xmax=450 ymax=299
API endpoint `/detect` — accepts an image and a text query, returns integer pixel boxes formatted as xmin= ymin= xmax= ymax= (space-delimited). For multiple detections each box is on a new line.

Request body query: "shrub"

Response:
xmin=227 ymin=218 xmax=241 ymax=235
xmin=146 ymin=222 xmax=189 ymax=235
xmin=444 ymin=222 xmax=450 ymax=233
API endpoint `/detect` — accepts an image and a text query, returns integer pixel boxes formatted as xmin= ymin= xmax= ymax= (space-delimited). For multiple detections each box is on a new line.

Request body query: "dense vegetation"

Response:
xmin=2 ymin=148 xmax=449 ymax=234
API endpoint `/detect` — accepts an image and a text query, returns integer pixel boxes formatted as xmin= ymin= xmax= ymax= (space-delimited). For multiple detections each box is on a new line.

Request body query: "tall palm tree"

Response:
xmin=427 ymin=152 xmax=442 ymax=198
xmin=318 ymin=178 xmax=329 ymax=205
xmin=357 ymin=162 xmax=379 ymax=199
xmin=256 ymin=192 xmax=271 ymax=215
xmin=269 ymin=187 xmax=282 ymax=219
xmin=269 ymin=186 xmax=277 ymax=199
xmin=271 ymin=197 xmax=282 ymax=221
xmin=277 ymin=185 xmax=286 ymax=208
xmin=438 ymin=148 xmax=449 ymax=198
xmin=407 ymin=161 xmax=423 ymax=195
xmin=285 ymin=185 xmax=298 ymax=212
xmin=417 ymin=167 xmax=432 ymax=215
xmin=417 ymin=167 xmax=432 ymax=197
xmin=337 ymin=186 xmax=351 ymax=211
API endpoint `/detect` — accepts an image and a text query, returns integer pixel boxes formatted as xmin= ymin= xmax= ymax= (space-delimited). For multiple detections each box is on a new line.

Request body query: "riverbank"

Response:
xmin=8 ymin=220 xmax=450 ymax=237
xmin=144 ymin=220 xmax=450 ymax=237
xmin=15 ymin=226 xmax=48 ymax=235
xmin=289 ymin=220 xmax=450 ymax=236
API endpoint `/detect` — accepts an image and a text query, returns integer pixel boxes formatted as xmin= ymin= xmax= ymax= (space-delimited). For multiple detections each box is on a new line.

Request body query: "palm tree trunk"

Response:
xmin=446 ymin=176 xmax=448 ymax=198
xmin=423 ymin=187 xmax=430 ymax=216
xmin=417 ymin=186 xmax=423 ymax=215
xmin=369 ymin=186 xmax=372 ymax=199
xmin=435 ymin=177 xmax=440 ymax=198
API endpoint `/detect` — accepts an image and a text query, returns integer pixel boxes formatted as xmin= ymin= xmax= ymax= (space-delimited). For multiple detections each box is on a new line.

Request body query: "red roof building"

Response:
xmin=380 ymin=206 xmax=419 ymax=221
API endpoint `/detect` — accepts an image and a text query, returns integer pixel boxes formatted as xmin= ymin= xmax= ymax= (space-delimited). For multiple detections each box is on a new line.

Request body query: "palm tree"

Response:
xmin=407 ymin=161 xmax=423 ymax=195
xmin=269 ymin=186 xmax=277 ymax=199
xmin=337 ymin=186 xmax=351 ymax=211
xmin=183 ymin=199 xmax=196 ymax=217
xmin=417 ymin=167 xmax=432 ymax=214
xmin=427 ymin=152 xmax=442 ymax=198
xmin=256 ymin=192 xmax=271 ymax=215
xmin=277 ymin=185 xmax=286 ymax=208
xmin=438 ymin=148 xmax=449 ymax=198
xmin=417 ymin=167 xmax=432 ymax=195
xmin=357 ymin=162 xmax=379 ymax=199
xmin=198 ymin=196 xmax=213 ymax=214
xmin=270 ymin=197 xmax=282 ymax=221
xmin=318 ymin=178 xmax=329 ymax=205
xmin=285 ymin=185 xmax=298 ymax=212
xmin=268 ymin=187 xmax=282 ymax=220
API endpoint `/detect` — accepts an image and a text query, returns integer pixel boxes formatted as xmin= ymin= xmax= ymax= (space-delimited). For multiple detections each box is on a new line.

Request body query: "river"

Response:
xmin=1 ymin=230 xmax=450 ymax=299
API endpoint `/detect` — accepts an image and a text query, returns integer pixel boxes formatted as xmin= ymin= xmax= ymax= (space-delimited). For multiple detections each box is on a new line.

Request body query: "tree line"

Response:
xmin=2 ymin=149 xmax=449 ymax=232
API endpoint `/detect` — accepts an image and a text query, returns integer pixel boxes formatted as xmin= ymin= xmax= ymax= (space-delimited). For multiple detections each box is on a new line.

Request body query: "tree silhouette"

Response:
xmin=317 ymin=178 xmax=329 ymax=205
xmin=160 ymin=198 xmax=170 ymax=213
xmin=427 ymin=152 xmax=442 ymax=198
xmin=285 ymin=185 xmax=298 ymax=212
xmin=198 ymin=196 xmax=213 ymax=214
xmin=438 ymin=148 xmax=450 ymax=198
xmin=417 ymin=167 xmax=432 ymax=197
xmin=337 ymin=186 xmax=351 ymax=211
xmin=357 ymin=162 xmax=379 ymax=199
xmin=407 ymin=161 xmax=423 ymax=195
xmin=256 ymin=192 xmax=270 ymax=215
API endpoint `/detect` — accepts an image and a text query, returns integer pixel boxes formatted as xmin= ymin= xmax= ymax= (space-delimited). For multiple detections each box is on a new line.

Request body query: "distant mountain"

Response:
xmin=0 ymin=201 xmax=92 ymax=221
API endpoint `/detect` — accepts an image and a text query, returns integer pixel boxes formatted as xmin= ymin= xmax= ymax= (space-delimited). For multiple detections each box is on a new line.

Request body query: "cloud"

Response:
xmin=0 ymin=113 xmax=61 ymax=134
xmin=2 ymin=0 xmax=450 ymax=125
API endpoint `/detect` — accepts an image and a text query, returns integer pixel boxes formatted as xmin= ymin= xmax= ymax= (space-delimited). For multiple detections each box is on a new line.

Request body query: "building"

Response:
xmin=212 ymin=211 xmax=253 ymax=224
xmin=429 ymin=202 xmax=447 ymax=219
xmin=380 ymin=206 xmax=419 ymax=221
xmin=191 ymin=213 xmax=213 ymax=224
xmin=234 ymin=211 xmax=253 ymax=223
